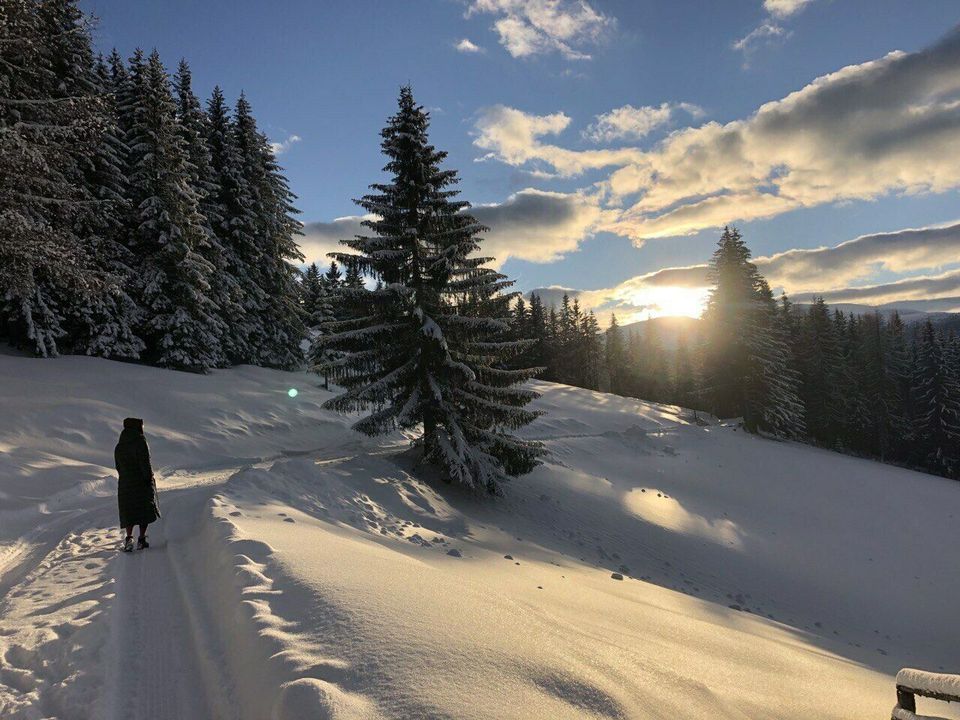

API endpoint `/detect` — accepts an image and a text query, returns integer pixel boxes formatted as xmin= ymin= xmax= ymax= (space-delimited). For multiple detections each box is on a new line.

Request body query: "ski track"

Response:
xmin=0 ymin=467 xmax=244 ymax=720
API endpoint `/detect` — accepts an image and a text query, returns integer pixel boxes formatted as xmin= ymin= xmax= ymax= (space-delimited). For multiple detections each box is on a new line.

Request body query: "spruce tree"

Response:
xmin=205 ymin=86 xmax=261 ymax=363
xmin=0 ymin=0 xmax=104 ymax=356
xmin=798 ymin=297 xmax=843 ymax=443
xmin=125 ymin=50 xmax=222 ymax=371
xmin=744 ymin=280 xmax=804 ymax=436
xmin=231 ymin=93 xmax=305 ymax=369
xmin=912 ymin=321 xmax=960 ymax=476
xmin=701 ymin=227 xmax=803 ymax=437
xmin=67 ymin=54 xmax=144 ymax=358
xmin=605 ymin=314 xmax=626 ymax=394
xmin=302 ymin=262 xmax=322 ymax=321
xmin=316 ymin=87 xmax=543 ymax=492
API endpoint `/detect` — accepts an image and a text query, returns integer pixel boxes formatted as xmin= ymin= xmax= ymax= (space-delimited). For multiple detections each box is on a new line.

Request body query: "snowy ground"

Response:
xmin=1 ymin=353 xmax=958 ymax=719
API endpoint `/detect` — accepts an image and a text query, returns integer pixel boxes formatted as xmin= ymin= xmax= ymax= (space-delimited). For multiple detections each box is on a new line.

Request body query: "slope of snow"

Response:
xmin=1 ymin=357 xmax=959 ymax=719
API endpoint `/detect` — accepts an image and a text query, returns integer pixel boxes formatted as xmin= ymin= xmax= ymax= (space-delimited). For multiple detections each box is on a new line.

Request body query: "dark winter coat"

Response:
xmin=114 ymin=418 xmax=160 ymax=527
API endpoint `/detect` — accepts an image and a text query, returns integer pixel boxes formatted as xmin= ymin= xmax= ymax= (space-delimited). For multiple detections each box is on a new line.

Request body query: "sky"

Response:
xmin=80 ymin=0 xmax=960 ymax=323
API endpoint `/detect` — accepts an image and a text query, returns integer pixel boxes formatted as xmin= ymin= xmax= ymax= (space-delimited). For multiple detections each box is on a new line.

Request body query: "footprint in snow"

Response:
xmin=283 ymin=517 xmax=295 ymax=523
xmin=229 ymin=511 xmax=242 ymax=517
xmin=446 ymin=549 xmax=462 ymax=557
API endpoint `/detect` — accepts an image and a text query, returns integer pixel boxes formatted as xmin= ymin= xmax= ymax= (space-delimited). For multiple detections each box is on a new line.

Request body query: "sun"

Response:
xmin=622 ymin=286 xmax=710 ymax=322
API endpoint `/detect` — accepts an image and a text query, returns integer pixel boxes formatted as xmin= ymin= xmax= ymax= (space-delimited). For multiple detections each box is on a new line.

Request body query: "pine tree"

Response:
xmin=125 ymin=49 xmax=222 ymax=371
xmin=0 ymin=0 xmax=105 ymax=356
xmin=316 ymin=87 xmax=543 ymax=492
xmin=172 ymin=60 xmax=237 ymax=368
xmin=797 ymin=297 xmax=843 ymax=443
xmin=673 ymin=330 xmax=695 ymax=407
xmin=605 ymin=314 xmax=626 ymax=394
xmin=912 ymin=321 xmax=960 ymax=476
xmin=205 ymin=85 xmax=261 ymax=363
xmin=744 ymin=280 xmax=804 ymax=436
xmin=701 ymin=228 xmax=756 ymax=419
xmin=66 ymin=54 xmax=144 ymax=358
xmin=581 ymin=310 xmax=602 ymax=391
xmin=302 ymin=262 xmax=322 ymax=321
xmin=701 ymin=227 xmax=803 ymax=437
xmin=233 ymin=92 xmax=305 ymax=368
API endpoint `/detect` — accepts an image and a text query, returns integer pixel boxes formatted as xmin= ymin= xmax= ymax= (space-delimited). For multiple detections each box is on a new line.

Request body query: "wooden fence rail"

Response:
xmin=892 ymin=668 xmax=960 ymax=720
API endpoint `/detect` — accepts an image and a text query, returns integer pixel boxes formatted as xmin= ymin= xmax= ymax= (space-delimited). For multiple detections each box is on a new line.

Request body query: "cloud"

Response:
xmin=470 ymin=188 xmax=608 ymax=265
xmin=299 ymin=215 xmax=371 ymax=266
xmin=300 ymin=189 xmax=606 ymax=269
xmin=763 ymin=0 xmax=815 ymax=18
xmin=583 ymin=102 xmax=704 ymax=143
xmin=455 ymin=38 xmax=485 ymax=53
xmin=732 ymin=21 xmax=788 ymax=57
xmin=269 ymin=134 xmax=301 ymax=155
xmin=477 ymin=29 xmax=960 ymax=240
xmin=817 ymin=269 xmax=960 ymax=306
xmin=734 ymin=0 xmax=814 ymax=62
xmin=465 ymin=0 xmax=615 ymax=60
xmin=755 ymin=222 xmax=960 ymax=292
xmin=473 ymin=105 xmax=644 ymax=176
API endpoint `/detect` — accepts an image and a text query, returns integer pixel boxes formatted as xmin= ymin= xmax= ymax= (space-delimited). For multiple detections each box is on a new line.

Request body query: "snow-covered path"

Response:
xmin=101 ymin=482 xmax=233 ymax=720
xmin=0 ymin=469 xmax=238 ymax=720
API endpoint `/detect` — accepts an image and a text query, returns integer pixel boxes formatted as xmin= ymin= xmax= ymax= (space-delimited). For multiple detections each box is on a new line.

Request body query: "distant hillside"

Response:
xmin=621 ymin=315 xmax=701 ymax=350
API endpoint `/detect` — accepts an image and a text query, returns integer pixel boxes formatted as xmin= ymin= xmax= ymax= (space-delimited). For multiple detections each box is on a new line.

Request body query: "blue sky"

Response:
xmin=81 ymin=0 xmax=960 ymax=321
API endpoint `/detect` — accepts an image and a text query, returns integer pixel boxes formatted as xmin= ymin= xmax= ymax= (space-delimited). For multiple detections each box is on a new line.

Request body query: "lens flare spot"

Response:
xmin=287 ymin=388 xmax=299 ymax=398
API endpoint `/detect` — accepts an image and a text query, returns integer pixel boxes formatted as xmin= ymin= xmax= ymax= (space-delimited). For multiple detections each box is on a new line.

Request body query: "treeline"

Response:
xmin=511 ymin=228 xmax=960 ymax=480
xmin=0 ymin=0 xmax=303 ymax=371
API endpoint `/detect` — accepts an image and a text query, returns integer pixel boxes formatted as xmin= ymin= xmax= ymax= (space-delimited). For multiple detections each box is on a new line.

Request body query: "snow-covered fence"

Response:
xmin=892 ymin=668 xmax=960 ymax=719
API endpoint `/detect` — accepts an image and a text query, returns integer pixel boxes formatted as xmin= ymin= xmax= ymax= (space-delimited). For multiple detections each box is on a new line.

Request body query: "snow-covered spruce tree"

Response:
xmin=302 ymin=262 xmax=322 ymax=320
xmin=306 ymin=267 xmax=338 ymax=390
xmin=0 ymin=0 xmax=105 ymax=356
xmin=911 ymin=321 xmax=960 ymax=476
xmin=66 ymin=54 xmax=145 ymax=359
xmin=125 ymin=50 xmax=223 ymax=371
xmin=205 ymin=86 xmax=263 ymax=364
xmin=743 ymin=280 xmax=804 ymax=437
xmin=232 ymin=93 xmax=305 ymax=369
xmin=173 ymin=60 xmax=235 ymax=369
xmin=604 ymin=314 xmax=626 ymax=395
xmin=316 ymin=87 xmax=543 ymax=492
xmin=701 ymin=227 xmax=804 ymax=437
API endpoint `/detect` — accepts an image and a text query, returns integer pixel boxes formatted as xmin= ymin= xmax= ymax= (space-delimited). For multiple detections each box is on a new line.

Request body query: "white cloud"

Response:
xmin=734 ymin=0 xmax=815 ymax=61
xmin=732 ymin=21 xmax=788 ymax=56
xmin=817 ymin=269 xmax=960 ymax=306
xmin=269 ymin=134 xmax=301 ymax=156
xmin=763 ymin=0 xmax=815 ymax=18
xmin=474 ymin=104 xmax=644 ymax=177
xmin=466 ymin=0 xmax=615 ymax=60
xmin=756 ymin=222 xmax=960 ymax=292
xmin=476 ymin=29 xmax=960 ymax=241
xmin=583 ymin=102 xmax=703 ymax=143
xmin=455 ymin=38 xmax=485 ymax=53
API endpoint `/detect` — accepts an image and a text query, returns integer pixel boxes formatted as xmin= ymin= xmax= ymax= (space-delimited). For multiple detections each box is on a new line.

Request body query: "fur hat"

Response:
xmin=123 ymin=417 xmax=144 ymax=430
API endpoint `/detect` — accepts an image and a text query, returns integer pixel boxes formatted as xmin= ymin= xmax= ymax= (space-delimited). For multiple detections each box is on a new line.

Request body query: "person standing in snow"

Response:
xmin=114 ymin=418 xmax=161 ymax=552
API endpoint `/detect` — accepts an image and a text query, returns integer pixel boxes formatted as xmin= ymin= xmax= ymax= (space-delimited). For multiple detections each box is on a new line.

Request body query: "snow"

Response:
xmin=2 ymin=357 xmax=959 ymax=719
xmin=898 ymin=668 xmax=960 ymax=698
